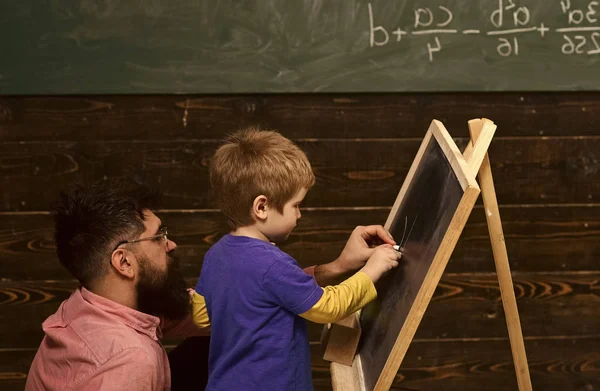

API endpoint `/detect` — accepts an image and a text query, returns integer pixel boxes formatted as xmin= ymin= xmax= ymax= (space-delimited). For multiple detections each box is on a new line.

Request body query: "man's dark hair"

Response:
xmin=53 ymin=177 xmax=160 ymax=287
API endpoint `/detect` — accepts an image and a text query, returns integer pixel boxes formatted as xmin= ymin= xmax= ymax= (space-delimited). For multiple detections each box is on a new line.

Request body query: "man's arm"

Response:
xmin=308 ymin=225 xmax=396 ymax=286
xmin=162 ymin=314 xmax=210 ymax=338
xmin=306 ymin=261 xmax=348 ymax=287
xmin=162 ymin=289 xmax=210 ymax=338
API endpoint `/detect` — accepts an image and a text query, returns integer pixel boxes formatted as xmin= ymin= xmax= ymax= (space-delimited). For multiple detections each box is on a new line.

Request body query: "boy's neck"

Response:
xmin=231 ymin=225 xmax=271 ymax=243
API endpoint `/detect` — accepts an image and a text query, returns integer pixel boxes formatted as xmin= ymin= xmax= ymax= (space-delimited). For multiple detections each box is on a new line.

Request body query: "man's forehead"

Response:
xmin=142 ymin=210 xmax=161 ymax=232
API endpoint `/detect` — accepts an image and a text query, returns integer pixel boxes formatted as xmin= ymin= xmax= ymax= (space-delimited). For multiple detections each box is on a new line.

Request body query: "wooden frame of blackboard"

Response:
xmin=325 ymin=119 xmax=531 ymax=391
xmin=327 ymin=119 xmax=481 ymax=390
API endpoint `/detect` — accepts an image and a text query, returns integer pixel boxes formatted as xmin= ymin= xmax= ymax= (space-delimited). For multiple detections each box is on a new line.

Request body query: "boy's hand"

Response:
xmin=335 ymin=225 xmax=396 ymax=273
xmin=360 ymin=245 xmax=401 ymax=283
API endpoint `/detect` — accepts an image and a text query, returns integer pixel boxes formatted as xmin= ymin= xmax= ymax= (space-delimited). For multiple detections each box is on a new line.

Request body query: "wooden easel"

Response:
xmin=323 ymin=119 xmax=533 ymax=391
xmin=463 ymin=119 xmax=532 ymax=391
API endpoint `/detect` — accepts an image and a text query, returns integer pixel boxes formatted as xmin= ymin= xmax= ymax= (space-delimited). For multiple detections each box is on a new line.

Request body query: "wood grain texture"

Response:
xmin=1 ymin=92 xmax=598 ymax=390
xmin=2 ymin=272 xmax=597 ymax=349
xmin=388 ymin=337 xmax=600 ymax=391
xmin=1 ymin=205 xmax=598 ymax=280
xmin=1 ymin=94 xmax=600 ymax=141
xmin=3 ymin=337 xmax=599 ymax=391
xmin=0 ymin=349 xmax=35 ymax=391
xmin=1 ymin=137 xmax=599 ymax=211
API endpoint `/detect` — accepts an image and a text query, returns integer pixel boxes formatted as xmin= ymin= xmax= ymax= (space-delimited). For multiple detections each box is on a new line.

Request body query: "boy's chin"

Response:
xmin=269 ymin=231 xmax=292 ymax=244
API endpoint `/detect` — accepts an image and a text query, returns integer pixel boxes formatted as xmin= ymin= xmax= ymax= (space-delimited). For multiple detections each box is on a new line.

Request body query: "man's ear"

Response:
xmin=110 ymin=249 xmax=136 ymax=280
xmin=252 ymin=195 xmax=269 ymax=222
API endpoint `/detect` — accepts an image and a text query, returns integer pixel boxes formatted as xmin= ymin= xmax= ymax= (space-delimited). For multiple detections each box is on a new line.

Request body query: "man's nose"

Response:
xmin=167 ymin=238 xmax=178 ymax=251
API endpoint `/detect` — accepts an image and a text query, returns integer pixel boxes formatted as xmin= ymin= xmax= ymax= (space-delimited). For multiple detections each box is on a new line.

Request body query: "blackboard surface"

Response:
xmin=358 ymin=135 xmax=463 ymax=390
xmin=353 ymin=120 xmax=480 ymax=391
xmin=2 ymin=0 xmax=600 ymax=94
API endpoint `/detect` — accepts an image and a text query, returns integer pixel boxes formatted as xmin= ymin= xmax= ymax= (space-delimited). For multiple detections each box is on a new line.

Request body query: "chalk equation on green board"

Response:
xmin=2 ymin=0 xmax=600 ymax=93
xmin=368 ymin=1 xmax=600 ymax=61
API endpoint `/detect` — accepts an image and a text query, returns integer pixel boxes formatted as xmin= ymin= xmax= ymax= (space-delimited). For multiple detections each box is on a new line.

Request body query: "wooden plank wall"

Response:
xmin=0 ymin=93 xmax=599 ymax=390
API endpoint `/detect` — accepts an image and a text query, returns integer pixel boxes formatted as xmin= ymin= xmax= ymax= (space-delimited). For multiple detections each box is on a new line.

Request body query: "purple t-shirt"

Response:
xmin=195 ymin=234 xmax=323 ymax=391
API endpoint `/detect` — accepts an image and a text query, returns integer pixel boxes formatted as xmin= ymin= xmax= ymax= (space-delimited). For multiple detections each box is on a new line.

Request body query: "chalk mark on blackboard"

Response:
xmin=412 ymin=29 xmax=457 ymax=35
xmin=557 ymin=26 xmax=600 ymax=32
xmin=399 ymin=216 xmax=408 ymax=249
xmin=399 ymin=213 xmax=419 ymax=251
xmin=487 ymin=26 xmax=537 ymax=35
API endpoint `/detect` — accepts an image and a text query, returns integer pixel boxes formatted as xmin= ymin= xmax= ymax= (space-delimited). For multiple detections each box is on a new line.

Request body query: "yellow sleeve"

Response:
xmin=299 ymin=271 xmax=376 ymax=324
xmin=191 ymin=291 xmax=211 ymax=329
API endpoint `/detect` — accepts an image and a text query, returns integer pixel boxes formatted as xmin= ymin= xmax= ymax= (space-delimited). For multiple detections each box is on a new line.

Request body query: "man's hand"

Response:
xmin=311 ymin=225 xmax=397 ymax=286
xmin=335 ymin=225 xmax=396 ymax=274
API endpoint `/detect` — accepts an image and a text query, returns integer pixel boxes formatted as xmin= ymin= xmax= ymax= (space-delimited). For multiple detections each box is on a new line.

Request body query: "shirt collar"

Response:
xmin=78 ymin=287 xmax=163 ymax=341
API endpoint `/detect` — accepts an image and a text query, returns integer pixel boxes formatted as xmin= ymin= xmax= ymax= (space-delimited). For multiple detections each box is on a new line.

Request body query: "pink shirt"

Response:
xmin=25 ymin=287 xmax=203 ymax=391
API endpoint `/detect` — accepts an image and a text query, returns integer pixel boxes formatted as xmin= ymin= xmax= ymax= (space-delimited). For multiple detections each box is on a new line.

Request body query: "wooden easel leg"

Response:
xmin=330 ymin=358 xmax=362 ymax=391
xmin=467 ymin=119 xmax=533 ymax=391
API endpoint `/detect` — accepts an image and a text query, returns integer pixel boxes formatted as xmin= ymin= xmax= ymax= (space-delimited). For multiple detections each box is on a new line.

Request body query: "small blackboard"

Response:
xmin=356 ymin=120 xmax=480 ymax=391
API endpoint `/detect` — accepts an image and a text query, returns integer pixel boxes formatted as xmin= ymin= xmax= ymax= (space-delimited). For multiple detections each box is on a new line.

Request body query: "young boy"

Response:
xmin=192 ymin=128 xmax=400 ymax=391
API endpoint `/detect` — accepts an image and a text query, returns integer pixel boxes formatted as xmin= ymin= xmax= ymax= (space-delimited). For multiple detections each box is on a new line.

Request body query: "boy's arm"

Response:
xmin=298 ymin=271 xmax=376 ymax=324
xmin=191 ymin=291 xmax=211 ymax=330
xmin=305 ymin=225 xmax=396 ymax=286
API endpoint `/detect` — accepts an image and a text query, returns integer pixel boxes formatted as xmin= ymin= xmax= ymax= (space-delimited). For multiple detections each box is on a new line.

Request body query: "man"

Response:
xmin=25 ymin=177 xmax=208 ymax=391
xmin=25 ymin=177 xmax=396 ymax=390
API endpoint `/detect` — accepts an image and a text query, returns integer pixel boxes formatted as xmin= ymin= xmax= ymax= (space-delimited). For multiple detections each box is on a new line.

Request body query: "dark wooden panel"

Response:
xmin=1 ymin=205 xmax=598 ymax=280
xmin=456 ymin=204 xmax=600 ymax=273
xmin=2 ymin=137 xmax=599 ymax=211
xmin=0 ymin=349 xmax=34 ymax=391
xmin=1 ymin=273 xmax=598 ymax=349
xmin=1 ymin=93 xmax=600 ymax=141
xmin=415 ymin=273 xmax=600 ymax=340
xmin=0 ymin=379 xmax=27 ymax=391
xmin=3 ymin=337 xmax=599 ymax=391
xmin=394 ymin=338 xmax=600 ymax=391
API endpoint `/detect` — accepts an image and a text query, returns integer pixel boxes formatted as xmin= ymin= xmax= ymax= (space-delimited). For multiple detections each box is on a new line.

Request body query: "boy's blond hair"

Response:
xmin=210 ymin=127 xmax=316 ymax=228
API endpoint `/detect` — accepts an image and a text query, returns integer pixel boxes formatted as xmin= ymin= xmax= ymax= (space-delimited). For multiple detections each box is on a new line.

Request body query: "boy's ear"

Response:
xmin=252 ymin=195 xmax=269 ymax=221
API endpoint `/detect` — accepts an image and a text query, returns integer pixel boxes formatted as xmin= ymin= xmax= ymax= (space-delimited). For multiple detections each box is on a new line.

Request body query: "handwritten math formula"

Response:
xmin=368 ymin=1 xmax=600 ymax=62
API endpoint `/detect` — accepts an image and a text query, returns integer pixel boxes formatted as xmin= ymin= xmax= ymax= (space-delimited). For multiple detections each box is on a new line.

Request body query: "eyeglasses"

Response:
xmin=111 ymin=226 xmax=168 ymax=254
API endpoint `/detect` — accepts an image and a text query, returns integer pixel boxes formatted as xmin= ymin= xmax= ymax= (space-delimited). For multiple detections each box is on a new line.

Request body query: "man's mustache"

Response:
xmin=167 ymin=251 xmax=181 ymax=268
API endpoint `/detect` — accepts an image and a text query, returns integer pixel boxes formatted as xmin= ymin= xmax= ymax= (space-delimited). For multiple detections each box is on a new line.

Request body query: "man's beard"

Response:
xmin=136 ymin=252 xmax=190 ymax=320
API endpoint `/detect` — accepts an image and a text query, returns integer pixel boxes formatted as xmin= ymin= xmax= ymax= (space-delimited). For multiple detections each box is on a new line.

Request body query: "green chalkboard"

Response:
xmin=1 ymin=0 xmax=600 ymax=94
